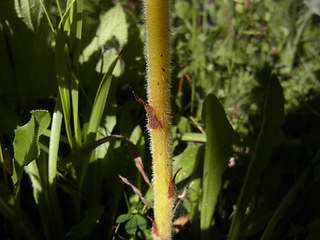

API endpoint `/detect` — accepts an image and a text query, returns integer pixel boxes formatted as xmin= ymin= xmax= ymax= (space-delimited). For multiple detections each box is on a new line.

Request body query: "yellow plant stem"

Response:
xmin=145 ymin=0 xmax=172 ymax=239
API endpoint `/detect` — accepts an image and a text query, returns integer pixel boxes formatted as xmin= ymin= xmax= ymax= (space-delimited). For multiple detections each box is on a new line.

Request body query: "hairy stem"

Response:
xmin=144 ymin=0 xmax=172 ymax=239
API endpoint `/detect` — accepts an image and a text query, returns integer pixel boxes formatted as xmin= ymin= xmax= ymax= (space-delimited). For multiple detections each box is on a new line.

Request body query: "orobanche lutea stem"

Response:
xmin=144 ymin=0 xmax=172 ymax=239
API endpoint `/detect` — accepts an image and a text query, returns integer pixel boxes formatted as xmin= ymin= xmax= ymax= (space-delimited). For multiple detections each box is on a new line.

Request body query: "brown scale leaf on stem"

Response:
xmin=131 ymin=89 xmax=163 ymax=129
xmin=147 ymin=215 xmax=160 ymax=237
xmin=168 ymin=167 xmax=182 ymax=199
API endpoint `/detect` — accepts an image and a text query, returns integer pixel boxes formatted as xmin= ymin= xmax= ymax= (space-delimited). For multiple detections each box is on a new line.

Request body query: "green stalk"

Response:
xmin=144 ymin=0 xmax=172 ymax=239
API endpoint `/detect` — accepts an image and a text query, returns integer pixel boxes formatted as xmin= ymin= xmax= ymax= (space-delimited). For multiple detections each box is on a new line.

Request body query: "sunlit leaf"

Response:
xmin=173 ymin=143 xmax=200 ymax=183
xmin=80 ymin=3 xmax=128 ymax=63
xmin=12 ymin=110 xmax=51 ymax=187
xmin=14 ymin=0 xmax=42 ymax=31
xmin=200 ymin=94 xmax=234 ymax=239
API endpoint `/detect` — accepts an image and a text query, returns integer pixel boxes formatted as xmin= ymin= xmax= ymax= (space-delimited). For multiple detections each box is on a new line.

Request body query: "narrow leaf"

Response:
xmin=200 ymin=94 xmax=234 ymax=239
xmin=14 ymin=0 xmax=42 ymax=31
xmin=86 ymin=51 xmax=121 ymax=136
xmin=118 ymin=175 xmax=152 ymax=208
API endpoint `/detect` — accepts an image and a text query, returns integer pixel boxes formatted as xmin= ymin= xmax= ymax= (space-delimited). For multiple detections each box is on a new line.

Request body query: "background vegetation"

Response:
xmin=0 ymin=0 xmax=319 ymax=239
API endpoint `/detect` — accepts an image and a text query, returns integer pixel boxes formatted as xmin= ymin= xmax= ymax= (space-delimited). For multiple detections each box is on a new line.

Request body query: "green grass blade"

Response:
xmin=55 ymin=0 xmax=81 ymax=150
xmin=78 ymin=51 xmax=121 ymax=193
xmin=228 ymin=77 xmax=284 ymax=240
xmin=39 ymin=0 xmax=55 ymax=33
xmin=68 ymin=0 xmax=83 ymax=148
xmin=200 ymin=94 xmax=234 ymax=239
xmin=14 ymin=0 xmax=42 ymax=32
xmin=55 ymin=0 xmax=76 ymax=150
xmin=86 ymin=52 xmax=121 ymax=136
xmin=55 ymin=27 xmax=74 ymax=149
xmin=58 ymin=0 xmax=76 ymax=29
xmin=48 ymin=103 xmax=67 ymax=240
xmin=48 ymin=98 xmax=63 ymax=184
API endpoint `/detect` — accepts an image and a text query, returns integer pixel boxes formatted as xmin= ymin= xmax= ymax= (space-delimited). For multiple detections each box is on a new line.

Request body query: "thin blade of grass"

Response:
xmin=55 ymin=0 xmax=81 ymax=150
xmin=48 ymin=97 xmax=63 ymax=184
xmin=86 ymin=50 xmax=122 ymax=136
xmin=55 ymin=26 xmax=74 ymax=149
xmin=67 ymin=0 xmax=83 ymax=148
xmin=45 ymin=98 xmax=66 ymax=239
xmin=39 ymin=0 xmax=55 ymax=33
xmin=200 ymin=94 xmax=234 ymax=239
xmin=80 ymin=51 xmax=122 ymax=193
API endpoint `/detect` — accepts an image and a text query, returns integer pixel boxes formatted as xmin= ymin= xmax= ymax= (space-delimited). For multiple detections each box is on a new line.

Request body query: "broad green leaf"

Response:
xmin=66 ymin=205 xmax=104 ymax=240
xmin=125 ymin=214 xmax=147 ymax=234
xmin=80 ymin=3 xmax=128 ymax=63
xmin=200 ymin=94 xmax=234 ymax=239
xmin=173 ymin=142 xmax=200 ymax=183
xmin=228 ymin=77 xmax=284 ymax=240
xmin=12 ymin=110 xmax=51 ymax=186
xmin=14 ymin=0 xmax=42 ymax=31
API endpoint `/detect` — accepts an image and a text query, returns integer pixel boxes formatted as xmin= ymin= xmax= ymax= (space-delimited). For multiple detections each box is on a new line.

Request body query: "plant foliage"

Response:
xmin=0 ymin=0 xmax=319 ymax=239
